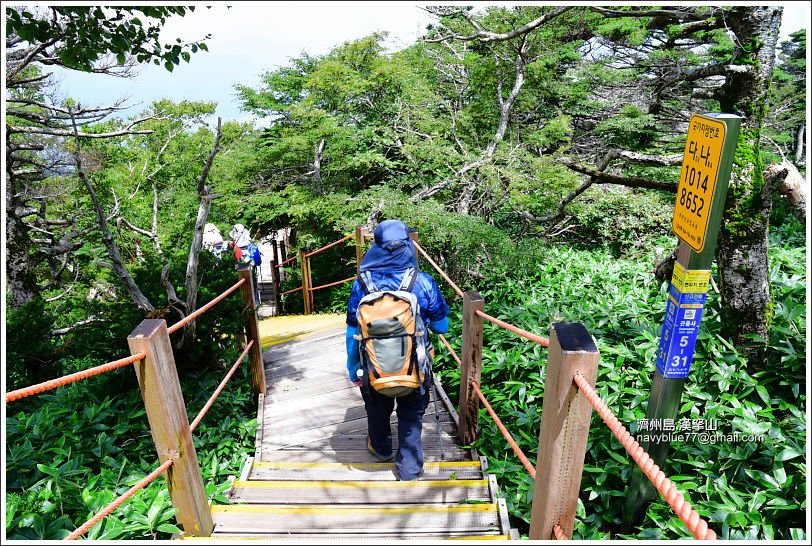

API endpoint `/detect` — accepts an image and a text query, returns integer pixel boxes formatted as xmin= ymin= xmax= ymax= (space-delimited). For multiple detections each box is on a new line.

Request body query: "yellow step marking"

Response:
xmin=448 ymin=535 xmax=510 ymax=540
xmin=258 ymin=313 xmax=345 ymax=348
xmin=233 ymin=479 xmax=487 ymax=489
xmin=211 ymin=504 xmax=497 ymax=515
xmin=180 ymin=535 xmax=510 ymax=541
xmin=253 ymin=461 xmax=480 ymax=469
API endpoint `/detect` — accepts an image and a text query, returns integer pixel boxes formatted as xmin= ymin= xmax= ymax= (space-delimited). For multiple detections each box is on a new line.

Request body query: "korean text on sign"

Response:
xmin=672 ymin=115 xmax=727 ymax=253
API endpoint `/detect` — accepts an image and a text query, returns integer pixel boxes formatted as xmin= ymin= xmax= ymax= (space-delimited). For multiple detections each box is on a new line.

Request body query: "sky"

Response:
xmin=49 ymin=2 xmax=436 ymax=124
xmin=33 ymin=1 xmax=812 ymax=126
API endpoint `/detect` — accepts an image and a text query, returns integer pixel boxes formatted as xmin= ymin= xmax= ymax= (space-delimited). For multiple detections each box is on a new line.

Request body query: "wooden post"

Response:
xmin=354 ymin=225 xmax=367 ymax=275
xmin=238 ymin=267 xmax=266 ymax=395
xmin=409 ymin=230 xmax=419 ymax=267
xmin=127 ymin=319 xmax=214 ymax=537
xmin=459 ymin=291 xmax=484 ymax=445
xmin=529 ymin=322 xmax=599 ymax=540
xmin=270 ymin=240 xmax=281 ymax=314
xmin=300 ymin=249 xmax=313 ymax=315
xmin=280 ymin=231 xmax=288 ymax=264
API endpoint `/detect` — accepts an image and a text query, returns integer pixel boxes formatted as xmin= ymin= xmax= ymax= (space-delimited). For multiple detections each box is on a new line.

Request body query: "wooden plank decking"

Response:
xmin=201 ymin=316 xmax=517 ymax=540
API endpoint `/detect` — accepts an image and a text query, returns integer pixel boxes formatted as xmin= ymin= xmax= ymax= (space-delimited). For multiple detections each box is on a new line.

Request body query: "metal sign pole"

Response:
xmin=623 ymin=113 xmax=741 ymax=528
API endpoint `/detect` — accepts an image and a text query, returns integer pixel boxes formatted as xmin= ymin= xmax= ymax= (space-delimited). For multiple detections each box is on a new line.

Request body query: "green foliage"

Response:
xmin=5 ymin=4 xmax=807 ymax=542
xmin=567 ymin=186 xmax=676 ymax=256
xmin=593 ymin=105 xmax=659 ymax=150
xmin=763 ymin=29 xmax=807 ymax=166
xmin=5 ymin=6 xmax=209 ymax=72
xmin=5 ymin=344 xmax=257 ymax=540
xmin=433 ymin=222 xmax=805 ymax=540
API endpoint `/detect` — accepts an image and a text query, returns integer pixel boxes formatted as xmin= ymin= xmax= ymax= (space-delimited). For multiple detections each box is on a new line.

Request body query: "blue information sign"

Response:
xmin=654 ymin=285 xmax=707 ymax=378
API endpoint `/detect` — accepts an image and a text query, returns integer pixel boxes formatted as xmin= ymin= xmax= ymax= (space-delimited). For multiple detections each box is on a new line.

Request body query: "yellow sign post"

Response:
xmin=624 ymin=113 xmax=741 ymax=529
xmin=672 ymin=114 xmax=727 ymax=252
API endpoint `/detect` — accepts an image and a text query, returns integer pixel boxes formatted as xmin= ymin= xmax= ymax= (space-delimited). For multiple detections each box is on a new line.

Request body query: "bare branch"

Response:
xmin=589 ymin=7 xmax=708 ymax=20
xmin=6 ymin=37 xmax=59 ymax=84
xmin=179 ymin=117 xmax=224 ymax=349
xmin=559 ymin=158 xmax=678 ymax=191
xmin=425 ymin=6 xmax=574 ymax=43
xmin=610 ymin=150 xmax=683 ymax=166
xmin=520 ymin=150 xmax=619 ymax=223
xmin=68 ymin=108 xmax=155 ymax=313
xmin=765 ymin=160 xmax=806 ymax=223
xmin=50 ymin=315 xmax=101 ymax=336
xmin=9 ymin=125 xmax=153 ymax=138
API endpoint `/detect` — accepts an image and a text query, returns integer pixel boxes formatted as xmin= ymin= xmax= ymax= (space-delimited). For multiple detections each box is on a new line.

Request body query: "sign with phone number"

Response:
xmin=655 ymin=263 xmax=711 ymax=379
xmin=672 ymin=114 xmax=727 ymax=253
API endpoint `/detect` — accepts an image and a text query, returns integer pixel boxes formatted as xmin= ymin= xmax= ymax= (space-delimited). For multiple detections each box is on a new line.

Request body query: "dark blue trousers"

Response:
xmin=360 ymin=380 xmax=430 ymax=480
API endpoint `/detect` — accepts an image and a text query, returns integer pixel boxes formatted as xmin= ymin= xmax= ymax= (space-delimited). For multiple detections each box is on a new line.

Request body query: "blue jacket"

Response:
xmin=345 ymin=269 xmax=449 ymax=382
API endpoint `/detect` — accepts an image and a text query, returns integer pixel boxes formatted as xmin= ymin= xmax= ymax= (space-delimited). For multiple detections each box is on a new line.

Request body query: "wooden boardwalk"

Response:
xmin=201 ymin=316 xmax=517 ymax=539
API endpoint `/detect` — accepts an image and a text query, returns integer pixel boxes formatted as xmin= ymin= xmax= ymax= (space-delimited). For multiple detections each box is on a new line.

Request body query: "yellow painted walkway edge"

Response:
xmin=253 ymin=461 xmax=480 ymax=469
xmin=233 ymin=479 xmax=487 ymax=489
xmin=258 ymin=313 xmax=345 ymax=348
xmin=211 ymin=504 xmax=497 ymax=514
xmin=180 ymin=535 xmax=510 ymax=542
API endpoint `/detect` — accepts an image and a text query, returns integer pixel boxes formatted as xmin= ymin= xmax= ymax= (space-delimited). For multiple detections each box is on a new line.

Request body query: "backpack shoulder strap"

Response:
xmin=398 ymin=267 xmax=418 ymax=292
xmin=359 ymin=270 xmax=378 ymax=294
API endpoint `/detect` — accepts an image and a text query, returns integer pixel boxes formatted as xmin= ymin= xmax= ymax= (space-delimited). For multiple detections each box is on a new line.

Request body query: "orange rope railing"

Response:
xmin=6 ymin=279 xmax=247 ymax=404
xmin=573 ymin=372 xmax=716 ymax=540
xmin=167 ymin=278 xmax=246 ymax=334
xmin=476 ymin=310 xmax=550 ymax=347
xmin=413 ymin=241 xmax=464 ymax=298
xmin=305 ymin=234 xmax=354 ymax=258
xmin=437 ymin=334 xmax=461 ymax=365
xmin=276 ymin=254 xmax=298 ymax=268
xmin=5 ymin=352 xmax=146 ymax=404
xmin=411 ymin=239 xmax=714 ymax=540
xmin=279 ymin=285 xmax=303 ymax=296
xmin=9 ymin=275 xmax=258 ymax=540
xmin=65 ymin=458 xmax=174 ymax=540
xmin=472 ymin=381 xmax=537 ymax=478
xmin=189 ymin=340 xmax=253 ymax=433
xmin=412 ymin=241 xmax=547 ymax=348
xmin=437 ymin=334 xmax=537 ymax=477
xmin=309 ymin=275 xmax=357 ymax=292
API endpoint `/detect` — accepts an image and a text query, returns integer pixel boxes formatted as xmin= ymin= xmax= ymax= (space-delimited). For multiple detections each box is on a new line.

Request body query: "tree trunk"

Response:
xmin=795 ymin=123 xmax=805 ymax=163
xmin=5 ymin=173 xmax=40 ymax=308
xmin=457 ymin=45 xmax=526 ymax=215
xmin=69 ymin=113 xmax=155 ymax=314
xmin=179 ymin=119 xmax=223 ymax=350
xmin=715 ymin=5 xmax=783 ymax=357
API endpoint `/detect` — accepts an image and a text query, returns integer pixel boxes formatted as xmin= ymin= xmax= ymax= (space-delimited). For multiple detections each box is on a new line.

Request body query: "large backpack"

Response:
xmin=355 ymin=268 xmax=431 ymax=398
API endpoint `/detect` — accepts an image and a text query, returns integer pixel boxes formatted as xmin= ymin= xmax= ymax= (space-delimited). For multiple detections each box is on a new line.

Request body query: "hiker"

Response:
xmin=345 ymin=219 xmax=449 ymax=481
xmin=202 ymin=223 xmax=227 ymax=258
xmin=229 ymin=223 xmax=262 ymax=304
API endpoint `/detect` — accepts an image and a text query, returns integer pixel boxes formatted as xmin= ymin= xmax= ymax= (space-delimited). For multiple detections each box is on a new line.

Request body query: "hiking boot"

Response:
xmin=396 ymin=468 xmax=424 ymax=481
xmin=367 ymin=436 xmax=394 ymax=462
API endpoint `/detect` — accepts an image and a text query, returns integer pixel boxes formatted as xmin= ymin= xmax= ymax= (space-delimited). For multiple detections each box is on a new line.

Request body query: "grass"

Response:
xmin=432 ymin=222 xmax=806 ymax=540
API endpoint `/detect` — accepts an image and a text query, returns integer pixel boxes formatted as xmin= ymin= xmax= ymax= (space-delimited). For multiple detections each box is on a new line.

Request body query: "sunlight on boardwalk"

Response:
xmin=257 ymin=313 xmax=346 ymax=348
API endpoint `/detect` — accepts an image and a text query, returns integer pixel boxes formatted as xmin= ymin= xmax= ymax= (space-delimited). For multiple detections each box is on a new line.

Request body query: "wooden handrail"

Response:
xmin=305 ymin=233 xmax=354 ymax=258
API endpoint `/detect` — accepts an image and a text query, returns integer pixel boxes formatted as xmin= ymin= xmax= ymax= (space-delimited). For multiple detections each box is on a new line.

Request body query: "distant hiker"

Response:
xmin=202 ymin=223 xmax=227 ymax=258
xmin=345 ymin=219 xmax=449 ymax=481
xmin=229 ymin=223 xmax=262 ymax=304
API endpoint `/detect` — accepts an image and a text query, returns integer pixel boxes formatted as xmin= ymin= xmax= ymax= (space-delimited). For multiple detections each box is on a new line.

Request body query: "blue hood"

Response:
xmin=359 ymin=220 xmax=418 ymax=272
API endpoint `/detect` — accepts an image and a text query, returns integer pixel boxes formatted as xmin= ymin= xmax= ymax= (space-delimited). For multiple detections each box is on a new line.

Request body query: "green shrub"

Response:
xmin=5 ymin=339 xmax=257 ymax=540
xmin=433 ymin=223 xmax=805 ymax=540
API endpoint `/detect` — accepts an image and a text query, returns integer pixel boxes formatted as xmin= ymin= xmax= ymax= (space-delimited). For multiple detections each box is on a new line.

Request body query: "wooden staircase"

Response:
xmin=195 ymin=326 xmax=517 ymax=539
